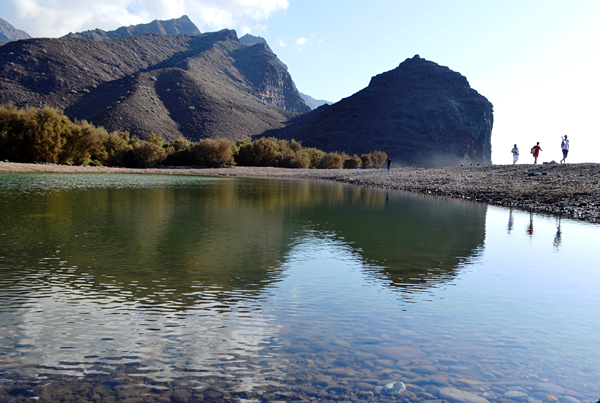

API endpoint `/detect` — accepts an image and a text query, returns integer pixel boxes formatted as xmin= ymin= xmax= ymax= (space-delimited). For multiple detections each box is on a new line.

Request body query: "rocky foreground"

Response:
xmin=1 ymin=161 xmax=599 ymax=223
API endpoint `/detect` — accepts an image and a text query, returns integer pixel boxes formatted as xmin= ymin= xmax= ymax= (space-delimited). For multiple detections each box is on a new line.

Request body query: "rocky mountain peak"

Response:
xmin=63 ymin=15 xmax=201 ymax=40
xmin=0 ymin=18 xmax=31 ymax=41
xmin=264 ymin=56 xmax=493 ymax=167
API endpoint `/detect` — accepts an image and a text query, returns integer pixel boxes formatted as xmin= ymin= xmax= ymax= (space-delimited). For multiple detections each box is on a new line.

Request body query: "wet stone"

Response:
xmin=438 ymin=387 xmax=490 ymax=403
xmin=504 ymin=391 xmax=529 ymax=399
xmin=355 ymin=382 xmax=374 ymax=391
xmin=413 ymin=365 xmax=439 ymax=374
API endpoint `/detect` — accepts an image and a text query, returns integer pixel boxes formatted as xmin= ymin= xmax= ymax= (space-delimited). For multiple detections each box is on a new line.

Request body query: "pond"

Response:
xmin=0 ymin=173 xmax=598 ymax=402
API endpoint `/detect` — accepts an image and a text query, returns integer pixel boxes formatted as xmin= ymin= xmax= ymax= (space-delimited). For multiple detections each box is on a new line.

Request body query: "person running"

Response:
xmin=511 ymin=144 xmax=519 ymax=165
xmin=531 ymin=142 xmax=542 ymax=164
xmin=560 ymin=135 xmax=569 ymax=164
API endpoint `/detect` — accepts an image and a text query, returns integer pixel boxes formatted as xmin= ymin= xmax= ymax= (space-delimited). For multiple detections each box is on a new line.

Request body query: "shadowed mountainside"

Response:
xmin=0 ymin=28 xmax=309 ymax=141
xmin=265 ymin=55 xmax=493 ymax=167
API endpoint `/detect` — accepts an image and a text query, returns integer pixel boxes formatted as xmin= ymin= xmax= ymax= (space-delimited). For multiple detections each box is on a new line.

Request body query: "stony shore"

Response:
xmin=1 ymin=161 xmax=599 ymax=223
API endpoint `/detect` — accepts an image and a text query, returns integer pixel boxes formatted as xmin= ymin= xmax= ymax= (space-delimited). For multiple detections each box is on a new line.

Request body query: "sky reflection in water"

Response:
xmin=0 ymin=173 xmax=598 ymax=399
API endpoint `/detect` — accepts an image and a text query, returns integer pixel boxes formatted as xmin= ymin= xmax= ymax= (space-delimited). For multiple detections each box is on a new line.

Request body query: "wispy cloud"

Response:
xmin=295 ymin=36 xmax=308 ymax=46
xmin=1 ymin=0 xmax=289 ymax=37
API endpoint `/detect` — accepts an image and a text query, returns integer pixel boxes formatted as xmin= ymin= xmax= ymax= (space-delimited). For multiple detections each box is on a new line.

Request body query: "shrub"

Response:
xmin=371 ymin=150 xmax=388 ymax=168
xmin=318 ymin=152 xmax=344 ymax=169
xmin=305 ymin=148 xmax=325 ymax=169
xmin=102 ymin=131 xmax=132 ymax=167
xmin=193 ymin=138 xmax=235 ymax=167
xmin=59 ymin=120 xmax=106 ymax=165
xmin=0 ymin=105 xmax=71 ymax=163
xmin=343 ymin=154 xmax=362 ymax=169
xmin=361 ymin=153 xmax=373 ymax=168
xmin=130 ymin=135 xmax=167 ymax=167
xmin=236 ymin=137 xmax=279 ymax=166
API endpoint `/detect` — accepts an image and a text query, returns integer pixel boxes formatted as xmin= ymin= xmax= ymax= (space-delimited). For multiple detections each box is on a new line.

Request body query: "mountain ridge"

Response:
xmin=265 ymin=55 xmax=493 ymax=167
xmin=0 ymin=18 xmax=31 ymax=41
xmin=0 ymin=28 xmax=310 ymax=141
xmin=62 ymin=15 xmax=201 ymax=41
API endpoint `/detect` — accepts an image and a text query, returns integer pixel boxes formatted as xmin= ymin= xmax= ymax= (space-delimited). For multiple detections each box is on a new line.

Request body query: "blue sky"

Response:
xmin=2 ymin=0 xmax=599 ymax=164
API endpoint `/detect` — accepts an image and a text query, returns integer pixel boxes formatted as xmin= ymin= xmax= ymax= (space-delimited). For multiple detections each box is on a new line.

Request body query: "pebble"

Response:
xmin=439 ymin=387 xmax=491 ymax=403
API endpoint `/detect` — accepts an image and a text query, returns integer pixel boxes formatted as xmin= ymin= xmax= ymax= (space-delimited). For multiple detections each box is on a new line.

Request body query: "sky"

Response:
xmin=2 ymin=0 xmax=599 ymax=164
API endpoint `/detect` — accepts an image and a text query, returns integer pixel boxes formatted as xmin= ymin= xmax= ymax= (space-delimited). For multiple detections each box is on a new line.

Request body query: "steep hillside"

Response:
xmin=0 ymin=18 xmax=31 ymax=41
xmin=0 ymin=29 xmax=309 ymax=141
xmin=266 ymin=55 xmax=493 ymax=167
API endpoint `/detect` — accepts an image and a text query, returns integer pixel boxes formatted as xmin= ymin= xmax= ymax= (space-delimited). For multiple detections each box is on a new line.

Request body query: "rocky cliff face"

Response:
xmin=0 ymin=28 xmax=309 ymax=141
xmin=265 ymin=55 xmax=493 ymax=167
xmin=63 ymin=15 xmax=201 ymax=40
xmin=0 ymin=18 xmax=31 ymax=41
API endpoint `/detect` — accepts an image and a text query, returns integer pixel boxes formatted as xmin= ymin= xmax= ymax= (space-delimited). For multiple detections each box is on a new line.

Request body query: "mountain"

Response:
xmin=0 ymin=18 xmax=31 ymax=41
xmin=0 ymin=29 xmax=310 ymax=142
xmin=265 ymin=55 xmax=493 ymax=167
xmin=63 ymin=15 xmax=201 ymax=40
xmin=299 ymin=92 xmax=331 ymax=110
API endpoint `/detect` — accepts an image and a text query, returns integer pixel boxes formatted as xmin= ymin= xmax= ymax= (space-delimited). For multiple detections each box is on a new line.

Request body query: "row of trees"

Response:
xmin=0 ymin=105 xmax=388 ymax=169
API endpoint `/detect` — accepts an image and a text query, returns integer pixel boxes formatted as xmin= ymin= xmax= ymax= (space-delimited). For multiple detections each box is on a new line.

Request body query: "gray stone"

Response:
xmin=505 ymin=391 xmax=529 ymax=398
xmin=438 ymin=387 xmax=490 ymax=403
xmin=532 ymin=383 xmax=567 ymax=394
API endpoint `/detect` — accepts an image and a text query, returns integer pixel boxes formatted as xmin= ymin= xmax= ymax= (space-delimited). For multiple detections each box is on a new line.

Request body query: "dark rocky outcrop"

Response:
xmin=63 ymin=15 xmax=201 ymax=40
xmin=0 ymin=18 xmax=31 ymax=41
xmin=265 ymin=55 xmax=493 ymax=167
xmin=0 ymin=28 xmax=309 ymax=141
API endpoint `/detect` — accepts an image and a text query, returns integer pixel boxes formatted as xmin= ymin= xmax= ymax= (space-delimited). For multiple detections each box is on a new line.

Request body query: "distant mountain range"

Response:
xmin=0 ymin=16 xmax=492 ymax=166
xmin=62 ymin=15 xmax=201 ymax=40
xmin=0 ymin=18 xmax=31 ymax=42
xmin=0 ymin=26 xmax=309 ymax=141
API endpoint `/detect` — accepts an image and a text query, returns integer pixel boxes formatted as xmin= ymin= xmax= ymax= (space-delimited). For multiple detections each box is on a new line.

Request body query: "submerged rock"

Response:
xmin=438 ymin=387 xmax=490 ymax=403
xmin=380 ymin=381 xmax=406 ymax=396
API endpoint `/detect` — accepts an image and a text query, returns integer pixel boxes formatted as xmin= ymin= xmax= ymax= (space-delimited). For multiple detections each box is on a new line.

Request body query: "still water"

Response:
xmin=0 ymin=173 xmax=598 ymax=402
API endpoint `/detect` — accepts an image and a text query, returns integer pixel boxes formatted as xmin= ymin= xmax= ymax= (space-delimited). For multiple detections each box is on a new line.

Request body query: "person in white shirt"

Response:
xmin=560 ymin=135 xmax=569 ymax=164
xmin=511 ymin=144 xmax=519 ymax=165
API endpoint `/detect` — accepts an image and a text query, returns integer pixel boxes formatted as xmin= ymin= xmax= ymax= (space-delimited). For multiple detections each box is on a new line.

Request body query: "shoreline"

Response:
xmin=1 ymin=161 xmax=599 ymax=223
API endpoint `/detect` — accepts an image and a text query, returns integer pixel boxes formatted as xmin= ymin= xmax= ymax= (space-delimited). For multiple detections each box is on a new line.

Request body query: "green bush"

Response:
xmin=343 ymin=154 xmax=362 ymax=169
xmin=0 ymin=105 xmax=389 ymax=170
xmin=371 ymin=150 xmax=388 ymax=168
xmin=0 ymin=105 xmax=70 ymax=163
xmin=318 ymin=152 xmax=344 ymax=169
xmin=193 ymin=138 xmax=235 ymax=167
xmin=361 ymin=153 xmax=373 ymax=168
xmin=361 ymin=151 xmax=388 ymax=168
xmin=130 ymin=134 xmax=167 ymax=168
xmin=236 ymin=137 xmax=279 ymax=167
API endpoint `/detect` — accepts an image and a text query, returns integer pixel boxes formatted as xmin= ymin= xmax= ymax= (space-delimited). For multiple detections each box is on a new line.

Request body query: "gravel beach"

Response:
xmin=2 ymin=161 xmax=599 ymax=223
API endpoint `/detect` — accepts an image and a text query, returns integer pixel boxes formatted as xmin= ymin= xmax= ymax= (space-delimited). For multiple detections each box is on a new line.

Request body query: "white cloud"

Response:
xmin=278 ymin=39 xmax=286 ymax=48
xmin=295 ymin=37 xmax=308 ymax=46
xmin=0 ymin=0 xmax=289 ymax=37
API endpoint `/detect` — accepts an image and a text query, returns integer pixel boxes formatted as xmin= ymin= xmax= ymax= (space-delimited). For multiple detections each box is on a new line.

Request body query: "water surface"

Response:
xmin=0 ymin=173 xmax=598 ymax=402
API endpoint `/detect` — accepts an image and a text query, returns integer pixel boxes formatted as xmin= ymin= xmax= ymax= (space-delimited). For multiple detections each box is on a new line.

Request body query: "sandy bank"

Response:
xmin=1 ymin=161 xmax=599 ymax=223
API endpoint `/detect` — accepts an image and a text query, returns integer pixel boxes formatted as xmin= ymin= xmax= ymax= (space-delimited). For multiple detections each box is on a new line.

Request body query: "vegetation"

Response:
xmin=0 ymin=105 xmax=387 ymax=169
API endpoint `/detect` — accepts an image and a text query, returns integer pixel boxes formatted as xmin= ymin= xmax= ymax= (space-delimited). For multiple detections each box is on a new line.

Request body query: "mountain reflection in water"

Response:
xmin=2 ymin=173 xmax=597 ymax=401
xmin=0 ymin=173 xmax=485 ymax=308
